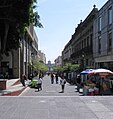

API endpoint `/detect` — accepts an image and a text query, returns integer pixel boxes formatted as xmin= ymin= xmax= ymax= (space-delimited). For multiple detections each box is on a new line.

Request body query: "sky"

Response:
xmin=35 ymin=0 xmax=108 ymax=63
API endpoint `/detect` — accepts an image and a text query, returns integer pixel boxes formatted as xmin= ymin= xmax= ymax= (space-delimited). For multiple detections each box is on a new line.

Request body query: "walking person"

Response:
xmin=29 ymin=73 xmax=33 ymax=81
xmin=21 ymin=74 xmax=27 ymax=87
xmin=51 ymin=73 xmax=54 ymax=84
xmin=59 ymin=75 xmax=66 ymax=93
xmin=36 ymin=74 xmax=42 ymax=92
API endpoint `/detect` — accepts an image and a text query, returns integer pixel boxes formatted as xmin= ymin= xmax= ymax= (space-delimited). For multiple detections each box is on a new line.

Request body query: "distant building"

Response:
xmin=37 ymin=50 xmax=46 ymax=64
xmin=54 ymin=56 xmax=62 ymax=67
xmin=47 ymin=61 xmax=55 ymax=72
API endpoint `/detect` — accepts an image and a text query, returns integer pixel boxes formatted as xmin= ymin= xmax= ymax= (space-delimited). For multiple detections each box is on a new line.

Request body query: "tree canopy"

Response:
xmin=53 ymin=63 xmax=80 ymax=73
xmin=0 ymin=0 xmax=43 ymax=57
xmin=32 ymin=59 xmax=48 ymax=73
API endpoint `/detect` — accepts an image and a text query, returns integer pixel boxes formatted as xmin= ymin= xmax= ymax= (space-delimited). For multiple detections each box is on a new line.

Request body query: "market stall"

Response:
xmin=88 ymin=68 xmax=113 ymax=95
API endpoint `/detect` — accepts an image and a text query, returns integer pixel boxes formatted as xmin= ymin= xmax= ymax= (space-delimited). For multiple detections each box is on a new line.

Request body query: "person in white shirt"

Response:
xmin=36 ymin=75 xmax=42 ymax=91
xmin=59 ymin=75 xmax=66 ymax=93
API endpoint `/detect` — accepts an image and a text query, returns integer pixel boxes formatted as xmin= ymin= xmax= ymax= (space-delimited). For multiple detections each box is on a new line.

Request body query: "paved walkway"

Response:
xmin=0 ymin=96 xmax=113 ymax=119
xmin=0 ymin=75 xmax=113 ymax=119
xmin=21 ymin=75 xmax=79 ymax=96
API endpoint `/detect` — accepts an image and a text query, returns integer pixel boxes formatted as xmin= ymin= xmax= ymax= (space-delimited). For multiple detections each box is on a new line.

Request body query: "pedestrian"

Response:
xmin=51 ymin=73 xmax=54 ymax=84
xmin=21 ymin=74 xmax=27 ymax=87
xmin=59 ymin=75 xmax=66 ymax=93
xmin=29 ymin=73 xmax=33 ymax=81
xmin=55 ymin=73 xmax=58 ymax=84
xmin=0 ymin=72 xmax=4 ymax=79
xmin=36 ymin=74 xmax=42 ymax=92
xmin=76 ymin=74 xmax=81 ymax=92
xmin=102 ymin=81 xmax=112 ymax=95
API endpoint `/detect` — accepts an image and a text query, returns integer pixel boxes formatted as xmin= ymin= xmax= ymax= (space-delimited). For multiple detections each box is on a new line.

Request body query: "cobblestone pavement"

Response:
xmin=0 ymin=75 xmax=113 ymax=119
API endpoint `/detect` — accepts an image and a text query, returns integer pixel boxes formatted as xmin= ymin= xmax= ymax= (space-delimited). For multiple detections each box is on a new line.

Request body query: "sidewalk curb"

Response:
xmin=19 ymin=87 xmax=30 ymax=96
xmin=0 ymin=79 xmax=30 ymax=96
xmin=2 ymin=87 xmax=26 ymax=96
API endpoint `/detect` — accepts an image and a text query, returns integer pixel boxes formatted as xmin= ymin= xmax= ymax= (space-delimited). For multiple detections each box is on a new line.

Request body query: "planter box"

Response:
xmin=0 ymin=79 xmax=7 ymax=90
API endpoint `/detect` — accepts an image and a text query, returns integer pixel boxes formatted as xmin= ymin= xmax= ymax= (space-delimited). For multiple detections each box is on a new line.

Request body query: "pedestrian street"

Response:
xmin=0 ymin=75 xmax=113 ymax=119
xmin=21 ymin=75 xmax=79 ymax=96
xmin=0 ymin=95 xmax=113 ymax=118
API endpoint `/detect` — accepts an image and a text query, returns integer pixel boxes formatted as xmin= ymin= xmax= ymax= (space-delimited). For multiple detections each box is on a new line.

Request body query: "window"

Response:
xmin=108 ymin=32 xmax=112 ymax=51
xmin=98 ymin=17 xmax=102 ymax=31
xmin=98 ymin=36 xmax=101 ymax=54
xmin=108 ymin=7 xmax=112 ymax=25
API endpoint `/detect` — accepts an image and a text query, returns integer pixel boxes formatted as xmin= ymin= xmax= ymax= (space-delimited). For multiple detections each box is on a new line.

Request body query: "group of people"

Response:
xmin=50 ymin=73 xmax=66 ymax=93
xmin=20 ymin=73 xmax=67 ymax=93
xmin=20 ymin=73 xmax=43 ymax=92
xmin=50 ymin=73 xmax=59 ymax=84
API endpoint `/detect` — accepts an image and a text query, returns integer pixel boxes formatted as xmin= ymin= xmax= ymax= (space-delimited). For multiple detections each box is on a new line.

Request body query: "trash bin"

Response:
xmin=0 ymin=79 xmax=7 ymax=90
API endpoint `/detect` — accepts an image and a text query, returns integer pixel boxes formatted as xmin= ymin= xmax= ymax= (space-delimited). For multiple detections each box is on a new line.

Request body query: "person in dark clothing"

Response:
xmin=29 ymin=74 xmax=33 ymax=81
xmin=51 ymin=73 xmax=54 ymax=84
xmin=55 ymin=73 xmax=58 ymax=84
xmin=76 ymin=75 xmax=81 ymax=92
xmin=21 ymin=74 xmax=27 ymax=87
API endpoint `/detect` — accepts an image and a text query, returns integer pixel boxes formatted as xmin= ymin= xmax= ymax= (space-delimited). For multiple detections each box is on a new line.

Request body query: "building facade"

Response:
xmin=62 ymin=40 xmax=72 ymax=65
xmin=54 ymin=56 xmax=62 ymax=67
xmin=93 ymin=0 xmax=113 ymax=70
xmin=62 ymin=0 xmax=113 ymax=71
xmin=47 ymin=60 xmax=54 ymax=72
xmin=62 ymin=5 xmax=98 ymax=70
xmin=38 ymin=50 xmax=46 ymax=64
xmin=0 ymin=25 xmax=39 ymax=79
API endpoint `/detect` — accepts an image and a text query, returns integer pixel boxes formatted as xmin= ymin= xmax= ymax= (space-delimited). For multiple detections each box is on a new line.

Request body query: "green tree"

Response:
xmin=53 ymin=66 xmax=64 ymax=72
xmin=62 ymin=63 xmax=80 ymax=72
xmin=53 ymin=63 xmax=80 ymax=73
xmin=33 ymin=60 xmax=48 ymax=73
xmin=0 ymin=0 xmax=43 ymax=58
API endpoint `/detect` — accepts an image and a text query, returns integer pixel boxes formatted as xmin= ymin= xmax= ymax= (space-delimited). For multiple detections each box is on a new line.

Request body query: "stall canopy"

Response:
xmin=80 ymin=69 xmax=94 ymax=74
xmin=89 ymin=69 xmax=113 ymax=77
xmin=80 ymin=69 xmax=95 ymax=83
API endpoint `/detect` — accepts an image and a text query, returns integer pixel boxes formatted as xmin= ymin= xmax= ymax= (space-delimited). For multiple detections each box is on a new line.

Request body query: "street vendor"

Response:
xmin=83 ymin=79 xmax=96 ymax=96
xmin=102 ymin=80 xmax=112 ymax=95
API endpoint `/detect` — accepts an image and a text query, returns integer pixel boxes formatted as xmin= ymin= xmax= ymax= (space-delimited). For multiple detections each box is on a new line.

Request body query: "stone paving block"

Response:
xmin=95 ymin=112 xmax=113 ymax=119
xmin=26 ymin=109 xmax=48 ymax=119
